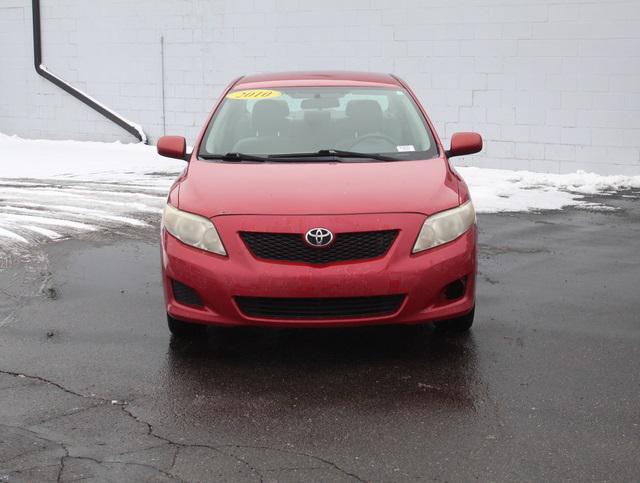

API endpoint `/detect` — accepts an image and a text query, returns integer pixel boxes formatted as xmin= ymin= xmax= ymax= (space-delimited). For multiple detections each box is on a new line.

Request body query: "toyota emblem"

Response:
xmin=305 ymin=227 xmax=334 ymax=248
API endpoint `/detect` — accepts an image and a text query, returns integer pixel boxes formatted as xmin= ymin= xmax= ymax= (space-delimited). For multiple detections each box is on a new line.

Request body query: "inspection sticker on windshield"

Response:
xmin=396 ymin=145 xmax=415 ymax=152
xmin=226 ymin=89 xmax=282 ymax=100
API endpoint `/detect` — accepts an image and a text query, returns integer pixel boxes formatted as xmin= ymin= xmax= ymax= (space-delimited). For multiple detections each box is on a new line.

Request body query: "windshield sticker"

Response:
xmin=396 ymin=145 xmax=415 ymax=152
xmin=226 ymin=89 xmax=282 ymax=100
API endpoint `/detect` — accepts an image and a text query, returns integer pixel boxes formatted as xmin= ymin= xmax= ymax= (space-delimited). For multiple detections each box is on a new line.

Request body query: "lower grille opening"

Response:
xmin=171 ymin=279 xmax=203 ymax=307
xmin=444 ymin=277 xmax=467 ymax=300
xmin=235 ymin=294 xmax=405 ymax=320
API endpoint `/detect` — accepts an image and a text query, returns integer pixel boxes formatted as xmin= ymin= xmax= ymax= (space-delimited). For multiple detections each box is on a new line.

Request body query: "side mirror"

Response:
xmin=446 ymin=132 xmax=483 ymax=158
xmin=157 ymin=136 xmax=187 ymax=160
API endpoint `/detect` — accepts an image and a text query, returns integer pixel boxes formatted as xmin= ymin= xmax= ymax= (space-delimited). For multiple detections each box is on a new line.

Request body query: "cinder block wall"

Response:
xmin=1 ymin=0 xmax=639 ymax=174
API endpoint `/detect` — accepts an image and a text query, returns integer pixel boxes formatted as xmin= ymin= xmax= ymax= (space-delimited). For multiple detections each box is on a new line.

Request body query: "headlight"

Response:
xmin=162 ymin=203 xmax=226 ymax=256
xmin=412 ymin=201 xmax=475 ymax=253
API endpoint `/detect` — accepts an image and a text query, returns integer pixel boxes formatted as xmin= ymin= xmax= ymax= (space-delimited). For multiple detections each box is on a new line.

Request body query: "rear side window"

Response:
xmin=200 ymin=86 xmax=438 ymax=160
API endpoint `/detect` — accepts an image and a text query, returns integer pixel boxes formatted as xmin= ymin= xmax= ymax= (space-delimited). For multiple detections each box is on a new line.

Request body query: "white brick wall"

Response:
xmin=1 ymin=0 xmax=639 ymax=174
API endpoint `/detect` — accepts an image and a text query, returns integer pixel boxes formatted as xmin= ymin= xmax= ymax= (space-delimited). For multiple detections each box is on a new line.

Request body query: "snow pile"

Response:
xmin=457 ymin=167 xmax=640 ymax=213
xmin=1 ymin=134 xmax=639 ymax=252
xmin=0 ymin=134 xmax=183 ymax=254
xmin=0 ymin=133 xmax=183 ymax=181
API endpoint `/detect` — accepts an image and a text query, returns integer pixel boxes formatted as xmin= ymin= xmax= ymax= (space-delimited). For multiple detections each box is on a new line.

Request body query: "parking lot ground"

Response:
xmin=1 ymin=193 xmax=639 ymax=482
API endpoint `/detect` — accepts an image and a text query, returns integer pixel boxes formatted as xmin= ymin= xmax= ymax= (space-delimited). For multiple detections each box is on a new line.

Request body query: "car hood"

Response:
xmin=177 ymin=158 xmax=460 ymax=218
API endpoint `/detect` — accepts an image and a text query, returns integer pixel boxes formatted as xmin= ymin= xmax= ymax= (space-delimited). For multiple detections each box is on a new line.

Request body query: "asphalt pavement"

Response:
xmin=1 ymin=193 xmax=639 ymax=482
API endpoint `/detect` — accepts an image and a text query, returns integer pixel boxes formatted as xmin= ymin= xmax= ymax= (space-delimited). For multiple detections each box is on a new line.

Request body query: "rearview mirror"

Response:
xmin=446 ymin=132 xmax=483 ymax=158
xmin=157 ymin=136 xmax=187 ymax=160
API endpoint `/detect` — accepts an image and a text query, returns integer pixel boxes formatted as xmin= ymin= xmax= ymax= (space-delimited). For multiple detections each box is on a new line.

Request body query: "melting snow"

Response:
xmin=0 ymin=133 xmax=183 ymax=255
xmin=456 ymin=166 xmax=640 ymax=213
xmin=1 ymin=133 xmax=639 ymax=255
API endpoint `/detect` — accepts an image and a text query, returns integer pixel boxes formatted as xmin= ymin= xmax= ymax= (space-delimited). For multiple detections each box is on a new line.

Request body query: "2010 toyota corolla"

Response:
xmin=157 ymin=71 xmax=482 ymax=336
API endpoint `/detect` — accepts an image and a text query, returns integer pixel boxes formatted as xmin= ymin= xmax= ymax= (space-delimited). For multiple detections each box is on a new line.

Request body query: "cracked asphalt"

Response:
xmin=1 ymin=193 xmax=639 ymax=482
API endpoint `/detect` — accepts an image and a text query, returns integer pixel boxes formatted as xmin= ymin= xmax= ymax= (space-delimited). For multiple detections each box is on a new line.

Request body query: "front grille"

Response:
xmin=235 ymin=294 xmax=405 ymax=319
xmin=171 ymin=279 xmax=203 ymax=306
xmin=240 ymin=230 xmax=398 ymax=264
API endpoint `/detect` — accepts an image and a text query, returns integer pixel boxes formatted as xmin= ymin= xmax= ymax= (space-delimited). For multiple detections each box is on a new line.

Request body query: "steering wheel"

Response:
xmin=347 ymin=133 xmax=397 ymax=151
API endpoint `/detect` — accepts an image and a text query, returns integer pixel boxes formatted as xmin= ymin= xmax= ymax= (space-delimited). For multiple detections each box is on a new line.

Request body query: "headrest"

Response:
xmin=303 ymin=109 xmax=331 ymax=126
xmin=252 ymin=100 xmax=289 ymax=135
xmin=345 ymin=99 xmax=383 ymax=121
xmin=345 ymin=100 xmax=383 ymax=135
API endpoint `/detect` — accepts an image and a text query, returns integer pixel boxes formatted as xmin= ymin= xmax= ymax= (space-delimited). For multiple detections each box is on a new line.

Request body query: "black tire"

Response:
xmin=435 ymin=307 xmax=475 ymax=333
xmin=167 ymin=314 xmax=205 ymax=337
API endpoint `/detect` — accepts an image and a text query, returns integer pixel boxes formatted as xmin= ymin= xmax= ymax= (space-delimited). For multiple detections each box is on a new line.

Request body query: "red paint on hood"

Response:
xmin=176 ymin=158 xmax=460 ymax=218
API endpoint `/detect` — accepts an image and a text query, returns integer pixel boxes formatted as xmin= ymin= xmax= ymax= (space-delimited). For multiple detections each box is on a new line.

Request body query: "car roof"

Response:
xmin=233 ymin=71 xmax=402 ymax=89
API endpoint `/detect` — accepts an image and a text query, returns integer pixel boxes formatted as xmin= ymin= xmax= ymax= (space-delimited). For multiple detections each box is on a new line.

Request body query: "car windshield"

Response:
xmin=198 ymin=86 xmax=439 ymax=161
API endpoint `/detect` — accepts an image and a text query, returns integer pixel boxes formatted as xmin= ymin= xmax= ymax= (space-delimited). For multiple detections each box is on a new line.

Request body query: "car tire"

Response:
xmin=167 ymin=314 xmax=205 ymax=337
xmin=435 ymin=307 xmax=475 ymax=333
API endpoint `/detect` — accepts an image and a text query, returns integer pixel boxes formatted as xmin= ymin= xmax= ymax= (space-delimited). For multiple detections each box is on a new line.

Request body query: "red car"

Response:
xmin=157 ymin=71 xmax=482 ymax=336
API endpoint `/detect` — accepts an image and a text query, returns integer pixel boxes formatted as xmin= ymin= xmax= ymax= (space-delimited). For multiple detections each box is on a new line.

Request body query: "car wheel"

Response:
xmin=167 ymin=314 xmax=205 ymax=337
xmin=435 ymin=307 xmax=475 ymax=333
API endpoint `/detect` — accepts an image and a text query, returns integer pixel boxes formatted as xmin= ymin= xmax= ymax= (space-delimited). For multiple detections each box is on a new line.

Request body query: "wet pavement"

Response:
xmin=0 ymin=194 xmax=639 ymax=482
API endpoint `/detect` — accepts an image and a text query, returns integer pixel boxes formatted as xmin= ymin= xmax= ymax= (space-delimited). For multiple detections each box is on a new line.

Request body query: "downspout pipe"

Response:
xmin=32 ymin=0 xmax=147 ymax=143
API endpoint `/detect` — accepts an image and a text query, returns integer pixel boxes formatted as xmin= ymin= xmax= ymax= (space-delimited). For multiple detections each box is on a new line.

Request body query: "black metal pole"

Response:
xmin=31 ymin=0 xmax=147 ymax=143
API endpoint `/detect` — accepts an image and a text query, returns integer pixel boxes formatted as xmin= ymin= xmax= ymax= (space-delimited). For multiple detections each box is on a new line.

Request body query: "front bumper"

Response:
xmin=161 ymin=213 xmax=476 ymax=328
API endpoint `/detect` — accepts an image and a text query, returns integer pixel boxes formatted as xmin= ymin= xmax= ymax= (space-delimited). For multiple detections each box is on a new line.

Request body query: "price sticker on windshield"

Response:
xmin=226 ymin=89 xmax=282 ymax=100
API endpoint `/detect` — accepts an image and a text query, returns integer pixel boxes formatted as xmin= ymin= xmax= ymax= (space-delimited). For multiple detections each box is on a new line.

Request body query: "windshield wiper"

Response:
xmin=268 ymin=149 xmax=398 ymax=161
xmin=200 ymin=149 xmax=399 ymax=163
xmin=199 ymin=152 xmax=269 ymax=162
